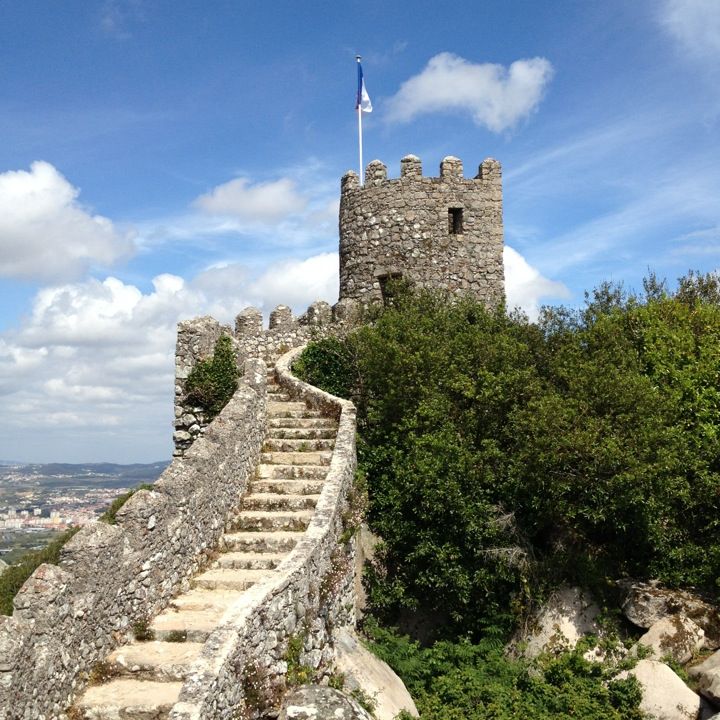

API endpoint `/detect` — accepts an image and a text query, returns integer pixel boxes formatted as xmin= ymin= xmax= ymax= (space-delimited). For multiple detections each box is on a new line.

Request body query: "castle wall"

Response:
xmin=0 ymin=360 xmax=267 ymax=719
xmin=173 ymin=299 xmax=361 ymax=456
xmin=1 ymin=151 xmax=506 ymax=718
xmin=170 ymin=346 xmax=358 ymax=719
xmin=174 ymin=316 xmax=237 ymax=454
xmin=339 ymin=155 xmax=504 ymax=306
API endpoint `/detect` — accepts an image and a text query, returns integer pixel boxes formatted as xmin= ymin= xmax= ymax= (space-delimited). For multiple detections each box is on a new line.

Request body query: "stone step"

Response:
xmin=169 ymin=588 xmax=239 ymax=612
xmin=267 ymin=390 xmax=292 ymax=402
xmin=74 ymin=678 xmax=182 ymax=718
xmin=261 ymin=451 xmax=332 ymax=466
xmin=268 ymin=393 xmax=292 ymax=402
xmin=263 ymin=438 xmax=335 ymax=452
xmin=265 ymin=426 xmax=337 ymax=440
xmin=266 ymin=417 xmax=337 ymax=430
xmin=250 ymin=478 xmax=325 ymax=495
xmin=267 ymin=406 xmax=323 ymax=419
xmin=213 ymin=551 xmax=287 ymax=570
xmin=222 ymin=531 xmax=305 ymax=553
xmin=256 ymin=463 xmax=328 ymax=479
xmin=230 ymin=510 xmax=314 ymax=532
xmin=151 ymin=604 xmax=228 ymax=643
xmin=267 ymin=401 xmax=308 ymax=414
xmin=242 ymin=493 xmax=320 ymax=511
xmin=107 ymin=641 xmax=204 ymax=682
xmin=192 ymin=567 xmax=272 ymax=592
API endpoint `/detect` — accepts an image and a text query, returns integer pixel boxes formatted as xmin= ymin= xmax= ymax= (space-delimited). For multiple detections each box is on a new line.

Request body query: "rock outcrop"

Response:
xmin=617 ymin=659 xmax=714 ymax=720
xmin=632 ymin=615 xmax=706 ymax=664
xmin=278 ymin=686 xmax=373 ymax=720
xmin=690 ymin=650 xmax=720 ymax=706
xmin=333 ymin=627 xmax=418 ymax=720
xmin=622 ymin=581 xmax=720 ymax=649
xmin=511 ymin=586 xmax=603 ymax=658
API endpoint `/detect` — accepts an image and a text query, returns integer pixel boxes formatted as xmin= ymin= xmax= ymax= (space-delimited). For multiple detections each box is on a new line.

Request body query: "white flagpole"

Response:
xmin=358 ymin=104 xmax=363 ymax=185
xmin=356 ymin=55 xmax=363 ymax=185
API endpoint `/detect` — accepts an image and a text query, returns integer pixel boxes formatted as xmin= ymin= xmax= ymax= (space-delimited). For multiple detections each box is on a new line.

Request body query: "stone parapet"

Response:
xmin=169 ymin=345 xmax=358 ymax=719
xmin=174 ymin=299 xmax=361 ymax=456
xmin=0 ymin=359 xmax=267 ymax=719
xmin=173 ymin=317 xmax=237 ymax=455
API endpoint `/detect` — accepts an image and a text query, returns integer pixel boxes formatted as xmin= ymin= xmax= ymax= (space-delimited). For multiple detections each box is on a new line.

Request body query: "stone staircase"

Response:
xmin=71 ymin=365 xmax=337 ymax=719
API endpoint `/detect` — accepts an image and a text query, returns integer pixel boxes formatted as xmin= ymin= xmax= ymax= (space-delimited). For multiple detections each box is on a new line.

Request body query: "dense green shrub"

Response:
xmin=184 ymin=334 xmax=240 ymax=419
xmin=295 ymin=273 xmax=720 ymax=637
xmin=291 ymin=335 xmax=357 ymax=399
xmin=0 ymin=527 xmax=79 ymax=615
xmin=363 ymin=620 xmax=642 ymax=720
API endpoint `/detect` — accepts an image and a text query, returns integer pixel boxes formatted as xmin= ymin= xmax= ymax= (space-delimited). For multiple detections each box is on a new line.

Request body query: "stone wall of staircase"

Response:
xmin=174 ymin=298 xmax=362 ymax=456
xmin=170 ymin=346 xmax=358 ymax=719
xmin=1 ymin=301 xmax=361 ymax=720
xmin=0 ymin=358 xmax=267 ymax=720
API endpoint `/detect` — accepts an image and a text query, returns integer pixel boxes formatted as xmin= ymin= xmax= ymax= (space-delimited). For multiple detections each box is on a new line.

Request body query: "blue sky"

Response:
xmin=0 ymin=0 xmax=718 ymax=463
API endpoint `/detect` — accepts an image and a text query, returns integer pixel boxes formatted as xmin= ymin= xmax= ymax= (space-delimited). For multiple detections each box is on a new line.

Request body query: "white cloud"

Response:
xmin=0 ymin=251 xmax=340 ymax=462
xmin=193 ymin=177 xmax=309 ymax=223
xmin=247 ymin=253 xmax=339 ymax=311
xmin=0 ymin=161 xmax=134 ymax=281
xmin=385 ymin=53 xmax=554 ymax=132
xmin=660 ymin=0 xmax=720 ymax=60
xmin=504 ymin=246 xmax=569 ymax=320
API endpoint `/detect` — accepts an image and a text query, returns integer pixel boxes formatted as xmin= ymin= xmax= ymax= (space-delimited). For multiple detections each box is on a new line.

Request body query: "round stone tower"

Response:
xmin=338 ymin=154 xmax=504 ymax=306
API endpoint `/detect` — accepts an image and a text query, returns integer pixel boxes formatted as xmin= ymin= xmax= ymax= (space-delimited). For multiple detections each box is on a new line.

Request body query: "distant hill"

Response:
xmin=13 ymin=462 xmax=169 ymax=478
xmin=0 ymin=462 xmax=170 ymax=489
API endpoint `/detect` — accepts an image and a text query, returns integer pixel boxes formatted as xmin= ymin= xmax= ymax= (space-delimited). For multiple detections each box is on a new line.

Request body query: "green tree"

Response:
xmin=295 ymin=273 xmax=720 ymax=637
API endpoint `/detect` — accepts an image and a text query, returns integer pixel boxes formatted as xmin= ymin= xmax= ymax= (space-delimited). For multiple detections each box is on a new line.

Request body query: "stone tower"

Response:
xmin=338 ymin=154 xmax=504 ymax=305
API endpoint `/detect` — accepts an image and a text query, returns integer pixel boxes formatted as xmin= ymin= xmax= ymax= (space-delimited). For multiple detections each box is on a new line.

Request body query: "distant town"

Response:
xmin=0 ymin=461 xmax=168 ymax=562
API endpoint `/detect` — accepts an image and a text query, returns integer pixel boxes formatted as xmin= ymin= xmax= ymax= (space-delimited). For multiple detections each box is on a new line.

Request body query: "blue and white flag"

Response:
xmin=356 ymin=61 xmax=372 ymax=113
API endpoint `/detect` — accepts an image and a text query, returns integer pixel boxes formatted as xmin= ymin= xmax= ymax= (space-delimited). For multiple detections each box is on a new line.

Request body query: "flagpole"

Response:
xmin=356 ymin=55 xmax=363 ymax=185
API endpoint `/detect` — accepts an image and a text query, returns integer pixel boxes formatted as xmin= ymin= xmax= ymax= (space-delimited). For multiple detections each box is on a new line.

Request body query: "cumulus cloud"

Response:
xmin=0 ymin=161 xmax=134 ymax=281
xmin=660 ymin=0 xmax=720 ymax=60
xmin=193 ymin=177 xmax=309 ymax=223
xmin=247 ymin=253 xmax=338 ymax=311
xmin=0 ymin=252 xmax=339 ymax=462
xmin=385 ymin=53 xmax=554 ymax=132
xmin=504 ymin=246 xmax=568 ymax=320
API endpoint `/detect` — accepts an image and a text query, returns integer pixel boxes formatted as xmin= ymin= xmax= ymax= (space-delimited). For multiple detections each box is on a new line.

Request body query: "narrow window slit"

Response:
xmin=448 ymin=207 xmax=463 ymax=235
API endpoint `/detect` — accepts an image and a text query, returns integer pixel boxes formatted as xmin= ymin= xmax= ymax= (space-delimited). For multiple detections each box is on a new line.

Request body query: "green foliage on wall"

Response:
xmin=291 ymin=335 xmax=357 ymax=399
xmin=184 ymin=334 xmax=240 ymax=419
xmin=295 ymin=272 xmax=720 ymax=638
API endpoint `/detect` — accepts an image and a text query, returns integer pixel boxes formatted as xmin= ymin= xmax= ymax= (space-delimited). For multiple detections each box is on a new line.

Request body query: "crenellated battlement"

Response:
xmin=173 ymin=298 xmax=362 ymax=454
xmin=341 ymin=154 xmax=502 ymax=189
xmin=339 ymin=154 xmax=504 ymax=305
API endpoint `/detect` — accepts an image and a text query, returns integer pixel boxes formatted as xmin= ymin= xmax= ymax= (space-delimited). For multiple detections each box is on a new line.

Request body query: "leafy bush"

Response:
xmin=292 ymin=335 xmax=357 ymax=399
xmin=0 ymin=527 xmax=80 ymax=615
xmin=184 ymin=334 xmax=240 ymax=419
xmin=296 ymin=273 xmax=720 ymax=637
xmin=284 ymin=631 xmax=313 ymax=686
xmin=363 ymin=620 xmax=642 ymax=720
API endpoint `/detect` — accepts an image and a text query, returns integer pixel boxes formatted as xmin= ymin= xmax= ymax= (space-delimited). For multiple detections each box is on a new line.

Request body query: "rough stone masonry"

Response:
xmin=339 ymin=154 xmax=505 ymax=306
